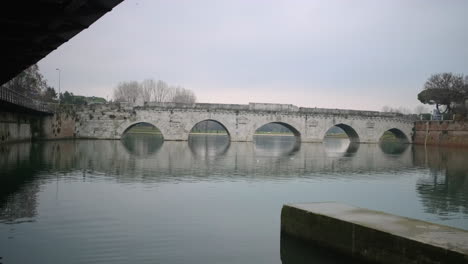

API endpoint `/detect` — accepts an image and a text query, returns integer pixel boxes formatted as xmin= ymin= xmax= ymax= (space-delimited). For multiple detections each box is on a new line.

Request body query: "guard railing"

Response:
xmin=0 ymin=85 xmax=54 ymax=113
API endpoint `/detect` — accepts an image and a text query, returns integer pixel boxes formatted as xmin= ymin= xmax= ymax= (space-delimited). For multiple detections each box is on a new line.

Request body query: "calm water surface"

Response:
xmin=1 ymin=135 xmax=467 ymax=263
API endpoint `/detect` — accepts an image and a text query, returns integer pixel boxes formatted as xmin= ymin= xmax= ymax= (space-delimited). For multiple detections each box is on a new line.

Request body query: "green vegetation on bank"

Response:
xmin=324 ymin=133 xmax=348 ymax=138
xmin=125 ymin=124 xmax=161 ymax=135
xmin=254 ymin=131 xmax=293 ymax=136
xmin=60 ymin=91 xmax=106 ymax=105
xmin=380 ymin=131 xmax=400 ymax=142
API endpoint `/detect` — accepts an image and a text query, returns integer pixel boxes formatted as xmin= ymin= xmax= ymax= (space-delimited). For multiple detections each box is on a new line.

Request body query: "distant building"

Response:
xmin=84 ymin=96 xmax=106 ymax=105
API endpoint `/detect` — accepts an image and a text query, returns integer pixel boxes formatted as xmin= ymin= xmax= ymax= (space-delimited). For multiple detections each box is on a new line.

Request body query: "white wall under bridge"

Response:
xmin=72 ymin=102 xmax=415 ymax=143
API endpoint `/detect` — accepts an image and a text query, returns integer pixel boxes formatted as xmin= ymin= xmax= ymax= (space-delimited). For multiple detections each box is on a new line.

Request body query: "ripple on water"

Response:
xmin=0 ymin=137 xmax=467 ymax=263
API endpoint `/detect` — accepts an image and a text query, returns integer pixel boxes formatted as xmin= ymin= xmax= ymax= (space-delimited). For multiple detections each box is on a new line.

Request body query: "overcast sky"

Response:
xmin=38 ymin=0 xmax=468 ymax=111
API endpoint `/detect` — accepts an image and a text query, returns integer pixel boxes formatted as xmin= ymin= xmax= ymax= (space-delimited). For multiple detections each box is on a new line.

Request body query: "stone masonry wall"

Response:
xmin=0 ymin=110 xmax=51 ymax=144
xmin=70 ymin=102 xmax=414 ymax=143
xmin=41 ymin=111 xmax=76 ymax=140
xmin=414 ymin=121 xmax=468 ymax=147
xmin=0 ymin=102 xmax=413 ymax=144
xmin=0 ymin=111 xmax=33 ymax=144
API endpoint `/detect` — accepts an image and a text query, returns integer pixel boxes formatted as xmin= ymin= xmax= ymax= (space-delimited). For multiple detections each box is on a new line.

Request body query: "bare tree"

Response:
xmin=381 ymin=105 xmax=391 ymax=112
xmin=113 ymin=81 xmax=140 ymax=103
xmin=414 ymin=105 xmax=429 ymax=114
xmin=397 ymin=106 xmax=412 ymax=115
xmin=153 ymin=80 xmax=172 ymax=103
xmin=113 ymin=79 xmax=197 ymax=104
xmin=141 ymin=79 xmax=155 ymax=103
xmin=172 ymin=86 xmax=196 ymax=104
xmin=381 ymin=105 xmax=400 ymax=113
xmin=381 ymin=105 xmax=411 ymax=114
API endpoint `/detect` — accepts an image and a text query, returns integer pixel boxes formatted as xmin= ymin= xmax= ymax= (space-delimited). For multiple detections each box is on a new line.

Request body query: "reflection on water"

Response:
xmin=188 ymin=134 xmax=230 ymax=160
xmin=0 ymin=143 xmax=41 ymax=224
xmin=0 ymin=136 xmax=468 ymax=264
xmin=254 ymin=135 xmax=300 ymax=157
xmin=323 ymin=138 xmax=359 ymax=158
xmin=280 ymin=233 xmax=360 ymax=264
xmin=122 ymin=133 xmax=164 ymax=157
xmin=413 ymin=145 xmax=468 ymax=219
xmin=379 ymin=141 xmax=410 ymax=155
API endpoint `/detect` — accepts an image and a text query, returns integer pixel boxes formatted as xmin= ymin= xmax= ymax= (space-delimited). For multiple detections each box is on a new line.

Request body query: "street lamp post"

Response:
xmin=56 ymin=68 xmax=61 ymax=104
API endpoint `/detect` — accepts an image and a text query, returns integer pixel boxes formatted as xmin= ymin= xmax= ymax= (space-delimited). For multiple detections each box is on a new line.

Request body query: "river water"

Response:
xmin=0 ymin=135 xmax=467 ymax=263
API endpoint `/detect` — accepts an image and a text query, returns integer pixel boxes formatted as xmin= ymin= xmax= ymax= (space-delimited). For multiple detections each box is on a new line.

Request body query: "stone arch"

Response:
xmin=188 ymin=119 xmax=231 ymax=138
xmin=254 ymin=122 xmax=301 ymax=138
xmin=380 ymin=128 xmax=409 ymax=143
xmin=119 ymin=121 xmax=165 ymax=139
xmin=324 ymin=123 xmax=360 ymax=142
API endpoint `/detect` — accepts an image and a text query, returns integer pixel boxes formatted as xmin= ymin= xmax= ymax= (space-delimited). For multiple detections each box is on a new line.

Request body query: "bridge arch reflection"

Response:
xmin=121 ymin=122 xmax=164 ymax=157
xmin=379 ymin=141 xmax=409 ymax=155
xmin=323 ymin=139 xmax=360 ymax=158
xmin=254 ymin=136 xmax=301 ymax=157
xmin=121 ymin=134 xmax=164 ymax=157
xmin=188 ymin=134 xmax=230 ymax=160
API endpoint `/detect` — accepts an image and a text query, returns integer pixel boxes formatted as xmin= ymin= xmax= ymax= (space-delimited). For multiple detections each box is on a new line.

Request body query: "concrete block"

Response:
xmin=281 ymin=202 xmax=468 ymax=264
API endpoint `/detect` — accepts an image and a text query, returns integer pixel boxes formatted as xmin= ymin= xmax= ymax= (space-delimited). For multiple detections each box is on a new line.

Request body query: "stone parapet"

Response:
xmin=140 ymin=101 xmax=415 ymax=120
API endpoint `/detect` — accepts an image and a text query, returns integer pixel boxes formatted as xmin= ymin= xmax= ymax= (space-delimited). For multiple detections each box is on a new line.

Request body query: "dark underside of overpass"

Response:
xmin=0 ymin=0 xmax=124 ymax=86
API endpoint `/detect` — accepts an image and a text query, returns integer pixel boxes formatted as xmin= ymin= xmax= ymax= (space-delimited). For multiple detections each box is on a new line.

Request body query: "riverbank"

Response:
xmin=125 ymin=127 xmax=162 ymax=135
xmin=414 ymin=121 xmax=468 ymax=147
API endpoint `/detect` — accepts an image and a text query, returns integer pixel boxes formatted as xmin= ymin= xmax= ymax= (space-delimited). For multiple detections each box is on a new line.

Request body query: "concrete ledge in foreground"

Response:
xmin=281 ymin=202 xmax=468 ymax=264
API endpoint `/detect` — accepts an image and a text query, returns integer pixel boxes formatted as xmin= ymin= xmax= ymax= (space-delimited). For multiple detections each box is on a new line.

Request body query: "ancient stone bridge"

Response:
xmin=63 ymin=102 xmax=415 ymax=143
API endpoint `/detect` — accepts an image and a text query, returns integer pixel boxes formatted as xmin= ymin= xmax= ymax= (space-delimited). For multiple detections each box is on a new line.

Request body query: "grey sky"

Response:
xmin=38 ymin=0 xmax=468 ymax=111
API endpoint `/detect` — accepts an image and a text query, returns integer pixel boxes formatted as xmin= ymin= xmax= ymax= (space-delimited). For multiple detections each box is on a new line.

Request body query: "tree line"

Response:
xmin=5 ymin=65 xmax=465 ymax=116
xmin=1 ymin=64 xmax=106 ymax=105
xmin=113 ymin=79 xmax=196 ymax=104
xmin=381 ymin=105 xmax=429 ymax=115
xmin=0 ymin=65 xmax=198 ymax=106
